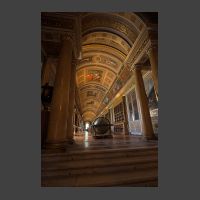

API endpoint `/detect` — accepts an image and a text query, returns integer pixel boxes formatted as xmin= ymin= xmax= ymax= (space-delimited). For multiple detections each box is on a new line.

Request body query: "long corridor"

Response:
xmin=41 ymin=12 xmax=158 ymax=187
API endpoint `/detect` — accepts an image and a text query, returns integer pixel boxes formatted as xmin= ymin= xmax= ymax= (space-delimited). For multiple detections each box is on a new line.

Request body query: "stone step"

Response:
xmin=42 ymin=150 xmax=157 ymax=163
xmin=42 ymin=160 xmax=157 ymax=178
xmin=116 ymin=180 xmax=158 ymax=187
xmin=42 ymin=145 xmax=158 ymax=187
xmin=42 ymin=146 xmax=158 ymax=162
xmin=42 ymin=154 xmax=157 ymax=171
xmin=42 ymin=146 xmax=157 ymax=156
xmin=41 ymin=167 xmax=158 ymax=187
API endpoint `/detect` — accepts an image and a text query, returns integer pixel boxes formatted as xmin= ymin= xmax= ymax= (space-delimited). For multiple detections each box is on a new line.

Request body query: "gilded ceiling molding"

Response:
xmin=146 ymin=40 xmax=158 ymax=56
xmin=78 ymin=82 xmax=108 ymax=91
xmin=82 ymin=45 xmax=126 ymax=61
xmin=77 ymin=53 xmax=123 ymax=72
xmin=82 ymin=12 xmax=141 ymax=32
xmin=125 ymin=28 xmax=149 ymax=66
xmin=113 ymin=12 xmax=146 ymax=32
xmin=82 ymin=31 xmax=131 ymax=47
xmin=81 ymin=13 xmax=140 ymax=44
xmin=83 ymin=42 xmax=129 ymax=56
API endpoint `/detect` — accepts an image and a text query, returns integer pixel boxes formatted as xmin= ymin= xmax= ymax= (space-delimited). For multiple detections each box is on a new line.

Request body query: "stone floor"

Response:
xmin=67 ymin=131 xmax=158 ymax=152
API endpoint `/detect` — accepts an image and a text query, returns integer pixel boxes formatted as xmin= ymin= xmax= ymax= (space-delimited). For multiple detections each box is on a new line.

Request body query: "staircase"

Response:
xmin=41 ymin=146 xmax=158 ymax=187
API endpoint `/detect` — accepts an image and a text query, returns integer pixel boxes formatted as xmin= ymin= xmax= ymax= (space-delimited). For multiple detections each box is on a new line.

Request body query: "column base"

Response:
xmin=45 ymin=140 xmax=68 ymax=152
xmin=66 ymin=138 xmax=75 ymax=145
xmin=142 ymin=134 xmax=157 ymax=141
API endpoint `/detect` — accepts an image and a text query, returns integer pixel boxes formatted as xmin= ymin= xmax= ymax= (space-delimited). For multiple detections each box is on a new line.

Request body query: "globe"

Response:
xmin=92 ymin=117 xmax=110 ymax=135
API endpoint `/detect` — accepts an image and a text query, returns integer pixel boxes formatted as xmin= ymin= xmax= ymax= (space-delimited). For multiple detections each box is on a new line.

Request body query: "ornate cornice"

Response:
xmin=60 ymin=32 xmax=74 ymax=43
xmin=123 ymin=27 xmax=157 ymax=72
xmin=72 ymin=57 xmax=78 ymax=67
xmin=126 ymin=29 xmax=149 ymax=67
xmin=41 ymin=13 xmax=74 ymax=30
xmin=41 ymin=13 xmax=82 ymax=59
xmin=146 ymin=41 xmax=158 ymax=56
xmin=134 ymin=63 xmax=143 ymax=70
xmin=73 ymin=15 xmax=82 ymax=60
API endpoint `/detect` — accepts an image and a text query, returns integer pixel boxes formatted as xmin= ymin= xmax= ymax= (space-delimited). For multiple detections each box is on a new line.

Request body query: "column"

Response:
xmin=146 ymin=43 xmax=158 ymax=100
xmin=122 ymin=96 xmax=129 ymax=135
xmin=72 ymin=110 xmax=76 ymax=135
xmin=41 ymin=58 xmax=51 ymax=86
xmin=108 ymin=108 xmax=111 ymax=123
xmin=134 ymin=65 xmax=155 ymax=140
xmin=75 ymin=112 xmax=78 ymax=133
xmin=46 ymin=37 xmax=73 ymax=149
xmin=66 ymin=59 xmax=77 ymax=144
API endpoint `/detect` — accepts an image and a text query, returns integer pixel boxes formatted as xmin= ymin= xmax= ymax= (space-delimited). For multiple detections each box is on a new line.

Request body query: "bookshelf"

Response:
xmin=113 ymin=102 xmax=125 ymax=134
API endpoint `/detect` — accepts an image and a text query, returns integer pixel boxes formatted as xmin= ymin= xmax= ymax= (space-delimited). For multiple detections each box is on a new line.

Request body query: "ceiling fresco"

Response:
xmin=41 ymin=12 xmax=155 ymax=122
xmin=76 ymin=12 xmax=146 ymax=122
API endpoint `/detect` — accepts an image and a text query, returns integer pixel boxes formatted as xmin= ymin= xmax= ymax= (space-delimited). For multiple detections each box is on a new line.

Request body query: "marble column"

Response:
xmin=147 ymin=43 xmax=158 ymax=100
xmin=122 ymin=96 xmax=129 ymax=135
xmin=66 ymin=59 xmax=77 ymax=144
xmin=46 ymin=37 xmax=73 ymax=149
xmin=134 ymin=65 xmax=155 ymax=140
xmin=41 ymin=58 xmax=51 ymax=86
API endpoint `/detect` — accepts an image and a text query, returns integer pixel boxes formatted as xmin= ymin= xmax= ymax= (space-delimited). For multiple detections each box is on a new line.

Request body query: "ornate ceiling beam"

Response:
xmin=82 ymin=45 xmax=126 ymax=61
xmin=83 ymin=43 xmax=128 ymax=56
xmin=82 ymin=31 xmax=131 ymax=49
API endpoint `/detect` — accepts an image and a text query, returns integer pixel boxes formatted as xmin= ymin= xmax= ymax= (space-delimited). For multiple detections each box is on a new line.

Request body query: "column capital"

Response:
xmin=61 ymin=32 xmax=74 ymax=44
xmin=130 ymin=63 xmax=142 ymax=72
xmin=72 ymin=58 xmax=78 ymax=66
xmin=147 ymin=27 xmax=158 ymax=41
xmin=146 ymin=41 xmax=158 ymax=56
xmin=134 ymin=64 xmax=143 ymax=70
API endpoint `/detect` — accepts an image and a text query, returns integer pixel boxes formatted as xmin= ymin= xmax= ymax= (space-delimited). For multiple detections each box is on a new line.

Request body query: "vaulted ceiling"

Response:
xmin=41 ymin=12 xmax=157 ymax=123
xmin=76 ymin=13 xmax=146 ymax=122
